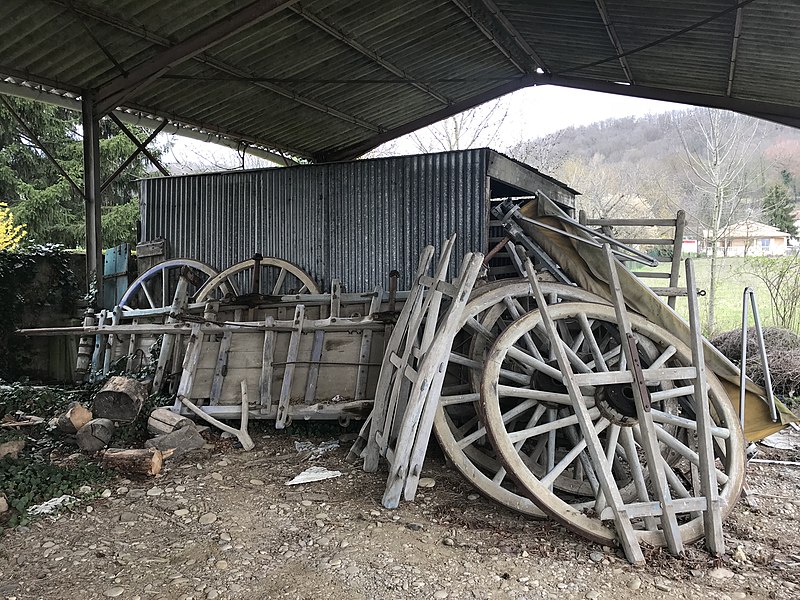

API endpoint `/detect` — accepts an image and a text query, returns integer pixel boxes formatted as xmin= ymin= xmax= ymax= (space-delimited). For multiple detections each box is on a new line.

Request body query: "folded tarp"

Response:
xmin=516 ymin=195 xmax=797 ymax=441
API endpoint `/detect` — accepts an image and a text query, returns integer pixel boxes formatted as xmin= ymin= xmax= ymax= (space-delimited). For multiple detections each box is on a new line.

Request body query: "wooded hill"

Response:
xmin=509 ymin=109 xmax=800 ymax=240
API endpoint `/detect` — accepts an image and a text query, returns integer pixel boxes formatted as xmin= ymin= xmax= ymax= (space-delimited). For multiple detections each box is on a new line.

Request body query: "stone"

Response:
xmin=434 ymin=591 xmax=448 ymax=599
xmin=146 ymin=487 xmax=164 ymax=496
xmin=207 ymin=590 xmax=219 ymax=600
xmin=586 ymin=592 xmax=599 ymax=600
xmin=467 ymin=494 xmax=479 ymax=501
xmin=0 ymin=439 xmax=25 ymax=459
xmin=709 ymin=568 xmax=735 ymax=580
xmin=731 ymin=594 xmax=746 ymax=599
xmin=589 ymin=551 xmax=604 ymax=562
xmin=249 ymin=479 xmax=265 ymax=486
xmin=654 ymin=582 xmax=671 ymax=592
xmin=104 ymin=587 xmax=125 ymax=598
xmin=417 ymin=477 xmax=436 ymax=488
xmin=215 ymin=560 xmax=228 ymax=570
xmin=211 ymin=472 xmax=223 ymax=481
xmin=199 ymin=512 xmax=218 ymax=525
xmin=0 ymin=495 xmax=7 ymax=513
xmin=442 ymin=538 xmax=455 ymax=547
xmin=145 ymin=426 xmax=205 ymax=459
xmin=328 ymin=558 xmax=342 ymax=567
xmin=407 ymin=523 xmax=424 ymax=531
xmin=733 ymin=546 xmax=748 ymax=563
xmin=119 ymin=512 xmax=137 ymax=523
xmin=174 ymin=509 xmax=190 ymax=517
xmin=627 ymin=577 xmax=642 ymax=590
xmin=220 ymin=532 xmax=232 ymax=542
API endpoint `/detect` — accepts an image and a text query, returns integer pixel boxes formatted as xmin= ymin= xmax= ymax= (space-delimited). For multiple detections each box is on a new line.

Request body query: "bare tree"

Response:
xmin=410 ymin=99 xmax=509 ymax=152
xmin=508 ymin=129 xmax=568 ymax=175
xmin=678 ymin=108 xmax=762 ymax=329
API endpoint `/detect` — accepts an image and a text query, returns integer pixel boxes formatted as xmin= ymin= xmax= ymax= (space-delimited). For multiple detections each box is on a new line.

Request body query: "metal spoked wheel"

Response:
xmin=119 ymin=259 xmax=222 ymax=311
xmin=195 ymin=254 xmax=320 ymax=302
xmin=479 ymin=302 xmax=745 ymax=547
xmin=434 ymin=279 xmax=608 ymax=518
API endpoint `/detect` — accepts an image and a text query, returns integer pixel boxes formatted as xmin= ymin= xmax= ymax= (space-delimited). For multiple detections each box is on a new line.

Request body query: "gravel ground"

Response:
xmin=1 ymin=430 xmax=798 ymax=600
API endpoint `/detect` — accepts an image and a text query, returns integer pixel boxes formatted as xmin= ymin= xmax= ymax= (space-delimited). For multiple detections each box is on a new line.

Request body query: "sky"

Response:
xmin=163 ymin=85 xmax=687 ymax=171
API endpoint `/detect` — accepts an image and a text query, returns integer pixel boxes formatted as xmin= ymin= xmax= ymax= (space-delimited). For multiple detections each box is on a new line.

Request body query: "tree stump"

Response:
xmin=56 ymin=402 xmax=93 ymax=434
xmin=94 ymin=376 xmax=148 ymax=423
xmin=101 ymin=447 xmax=164 ymax=476
xmin=76 ymin=418 xmax=115 ymax=453
xmin=147 ymin=407 xmax=193 ymax=436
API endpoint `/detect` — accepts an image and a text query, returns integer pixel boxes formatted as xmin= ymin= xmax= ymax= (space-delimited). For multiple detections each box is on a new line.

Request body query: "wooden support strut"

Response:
xmin=523 ymin=256 xmax=645 ymax=566
xmin=602 ymin=244 xmax=683 ymax=557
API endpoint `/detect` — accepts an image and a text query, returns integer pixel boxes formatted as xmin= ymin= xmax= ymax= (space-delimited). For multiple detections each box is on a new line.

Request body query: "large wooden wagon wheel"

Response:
xmin=479 ymin=302 xmax=745 ymax=547
xmin=195 ymin=254 xmax=320 ymax=302
xmin=119 ymin=259 xmax=222 ymax=311
xmin=434 ymin=280 xmax=608 ymax=518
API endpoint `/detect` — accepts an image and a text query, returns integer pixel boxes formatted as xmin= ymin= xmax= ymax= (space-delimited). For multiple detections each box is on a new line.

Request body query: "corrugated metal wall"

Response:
xmin=140 ymin=150 xmax=490 ymax=292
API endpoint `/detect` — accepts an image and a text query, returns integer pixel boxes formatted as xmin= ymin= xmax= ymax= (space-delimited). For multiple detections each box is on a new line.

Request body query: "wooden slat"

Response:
xmin=632 ymin=271 xmax=671 ymax=279
xmin=585 ymin=218 xmax=678 ymax=227
xmin=275 ymin=305 xmax=305 ymax=429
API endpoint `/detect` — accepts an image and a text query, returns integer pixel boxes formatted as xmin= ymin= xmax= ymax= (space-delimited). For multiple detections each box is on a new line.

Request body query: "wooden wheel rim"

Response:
xmin=433 ymin=280 xmax=608 ymax=519
xmin=195 ymin=256 xmax=320 ymax=302
xmin=119 ymin=259 xmax=220 ymax=311
xmin=479 ymin=302 xmax=745 ymax=547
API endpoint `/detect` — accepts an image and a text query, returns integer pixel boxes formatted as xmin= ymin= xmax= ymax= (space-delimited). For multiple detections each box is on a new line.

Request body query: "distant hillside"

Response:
xmin=508 ymin=110 xmax=800 ymax=237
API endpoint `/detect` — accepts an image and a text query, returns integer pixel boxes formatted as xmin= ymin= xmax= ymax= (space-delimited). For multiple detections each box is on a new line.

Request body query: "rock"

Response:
xmin=627 ymin=577 xmax=642 ymax=590
xmin=407 ymin=523 xmax=424 ymax=531
xmin=0 ymin=495 xmax=7 ymax=513
xmin=207 ymin=590 xmax=219 ymax=600
xmin=417 ymin=477 xmax=436 ymax=488
xmin=104 ymin=587 xmax=125 ymax=597
xmin=733 ymin=546 xmax=748 ymax=563
xmin=145 ymin=425 xmax=205 ymax=459
xmin=215 ymin=560 xmax=228 ymax=570
xmin=119 ymin=512 xmax=137 ymax=523
xmin=328 ymin=558 xmax=342 ymax=567
xmin=199 ymin=512 xmax=218 ymax=525
xmin=174 ymin=509 xmax=190 ymax=517
xmin=249 ymin=479 xmax=264 ymax=486
xmin=654 ymin=582 xmax=671 ymax=592
xmin=442 ymin=538 xmax=455 ymax=547
xmin=731 ymin=593 xmax=746 ymax=599
xmin=147 ymin=487 xmax=164 ymax=496
xmin=467 ymin=493 xmax=479 ymax=501
xmin=589 ymin=551 xmax=604 ymax=562
xmin=585 ymin=592 xmax=600 ymax=600
xmin=434 ymin=591 xmax=448 ymax=599
xmin=0 ymin=439 xmax=26 ymax=459
xmin=709 ymin=567 xmax=735 ymax=579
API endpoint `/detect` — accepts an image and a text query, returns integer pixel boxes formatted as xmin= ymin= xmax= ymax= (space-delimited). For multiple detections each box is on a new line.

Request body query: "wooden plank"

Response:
xmin=586 ymin=218 xmax=678 ymax=227
xmin=354 ymin=287 xmax=383 ymax=401
xmin=125 ymin=317 xmax=140 ymax=372
xmin=668 ymin=210 xmax=687 ymax=309
xmin=209 ymin=308 xmax=239 ymax=405
xmin=153 ymin=275 xmax=189 ymax=391
xmin=616 ymin=238 xmax=675 ymax=245
xmin=604 ymin=245 xmax=683 ymax=556
xmin=686 ymin=258 xmax=725 ymax=555
xmin=524 ymin=256 xmax=644 ymax=565
xmin=275 ymin=305 xmax=305 ymax=429
xmin=303 ymin=330 xmax=325 ymax=404
xmin=632 ymin=271 xmax=671 ymax=279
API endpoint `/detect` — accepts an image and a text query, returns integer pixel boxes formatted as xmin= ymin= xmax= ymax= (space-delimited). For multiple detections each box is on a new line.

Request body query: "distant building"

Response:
xmin=702 ymin=220 xmax=790 ymax=257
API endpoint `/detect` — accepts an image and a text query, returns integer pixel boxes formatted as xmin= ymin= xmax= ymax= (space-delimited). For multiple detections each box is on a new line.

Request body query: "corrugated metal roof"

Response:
xmin=1 ymin=0 xmax=799 ymax=161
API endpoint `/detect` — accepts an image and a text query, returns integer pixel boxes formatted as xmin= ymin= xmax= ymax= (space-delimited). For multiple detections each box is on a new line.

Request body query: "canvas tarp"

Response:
xmin=517 ymin=196 xmax=798 ymax=442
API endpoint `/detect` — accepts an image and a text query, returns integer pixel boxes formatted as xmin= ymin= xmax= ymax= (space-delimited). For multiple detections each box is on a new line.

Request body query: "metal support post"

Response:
xmin=739 ymin=287 xmax=778 ymax=426
xmin=82 ymin=95 xmax=104 ymax=308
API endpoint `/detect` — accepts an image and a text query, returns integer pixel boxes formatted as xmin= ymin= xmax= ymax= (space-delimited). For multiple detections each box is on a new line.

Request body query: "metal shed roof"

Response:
xmin=1 ymin=0 xmax=799 ymax=163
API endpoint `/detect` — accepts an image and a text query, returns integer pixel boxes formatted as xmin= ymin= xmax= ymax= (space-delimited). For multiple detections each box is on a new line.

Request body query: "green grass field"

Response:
xmin=634 ymin=256 xmax=793 ymax=336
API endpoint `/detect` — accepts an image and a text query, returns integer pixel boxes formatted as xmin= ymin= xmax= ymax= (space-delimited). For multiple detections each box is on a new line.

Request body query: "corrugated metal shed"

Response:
xmin=140 ymin=148 xmax=575 ymax=291
xmin=1 ymin=1 xmax=799 ymax=162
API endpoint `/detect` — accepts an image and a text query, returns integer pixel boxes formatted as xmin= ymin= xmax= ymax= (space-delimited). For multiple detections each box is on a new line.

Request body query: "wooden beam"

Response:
xmin=96 ymin=0 xmax=300 ymax=114
xmin=101 ymin=120 xmax=166 ymax=192
xmin=726 ymin=5 xmax=744 ymax=96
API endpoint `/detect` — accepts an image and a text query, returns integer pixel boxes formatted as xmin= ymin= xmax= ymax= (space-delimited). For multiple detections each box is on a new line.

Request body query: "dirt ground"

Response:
xmin=1 ymin=427 xmax=798 ymax=600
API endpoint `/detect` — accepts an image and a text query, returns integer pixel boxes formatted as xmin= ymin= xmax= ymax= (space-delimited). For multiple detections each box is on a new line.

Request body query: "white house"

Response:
xmin=702 ymin=220 xmax=790 ymax=257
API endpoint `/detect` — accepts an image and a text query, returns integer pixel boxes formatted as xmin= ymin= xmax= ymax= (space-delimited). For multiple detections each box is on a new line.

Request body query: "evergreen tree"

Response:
xmin=763 ymin=184 xmax=798 ymax=237
xmin=0 ymin=97 xmax=163 ymax=247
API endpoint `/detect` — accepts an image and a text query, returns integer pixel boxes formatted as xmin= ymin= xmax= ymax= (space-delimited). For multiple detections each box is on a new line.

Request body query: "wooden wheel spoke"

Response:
xmin=578 ymin=313 xmax=608 ymax=372
xmin=272 ymin=267 xmax=288 ymax=295
xmin=650 ymin=408 xmax=730 ymax=440
xmin=140 ymin=281 xmax=156 ymax=309
xmin=506 ymin=347 xmax=561 ymax=380
xmin=450 ymin=351 xmax=530 ymax=384
xmin=507 ymin=407 xmax=601 ymax=444
xmin=651 ymin=424 xmax=729 ymax=485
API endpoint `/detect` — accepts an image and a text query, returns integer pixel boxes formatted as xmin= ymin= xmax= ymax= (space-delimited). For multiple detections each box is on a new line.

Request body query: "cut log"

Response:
xmin=147 ymin=407 xmax=193 ymax=436
xmin=76 ymin=418 xmax=115 ymax=453
xmin=144 ymin=425 xmax=205 ymax=459
xmin=94 ymin=376 xmax=148 ymax=423
xmin=101 ymin=447 xmax=164 ymax=476
xmin=56 ymin=402 xmax=93 ymax=434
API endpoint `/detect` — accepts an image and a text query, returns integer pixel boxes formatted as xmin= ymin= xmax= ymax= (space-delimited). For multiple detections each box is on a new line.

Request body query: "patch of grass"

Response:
xmin=635 ymin=257 xmax=794 ymax=335
xmin=0 ymin=455 xmax=107 ymax=528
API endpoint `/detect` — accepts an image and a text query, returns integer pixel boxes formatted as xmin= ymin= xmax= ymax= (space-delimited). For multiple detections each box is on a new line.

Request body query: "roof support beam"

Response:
xmin=95 ymin=0 xmax=300 ymax=115
xmin=0 ymin=79 xmax=301 ymax=164
xmin=107 ymin=115 xmax=169 ymax=179
xmin=57 ymin=0 xmax=382 ymax=134
xmin=726 ymin=5 xmax=744 ymax=96
xmin=594 ymin=0 xmax=634 ymax=83
xmin=451 ymin=0 xmax=548 ymax=74
xmin=318 ymin=75 xmax=535 ymax=161
xmin=290 ymin=5 xmax=450 ymax=105
xmin=82 ymin=96 xmax=103 ymax=307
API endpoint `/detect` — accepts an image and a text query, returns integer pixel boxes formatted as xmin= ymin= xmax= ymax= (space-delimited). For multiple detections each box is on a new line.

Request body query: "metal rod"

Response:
xmin=740 ymin=287 xmax=778 ymax=425
xmin=100 ymin=120 xmax=166 ymax=192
